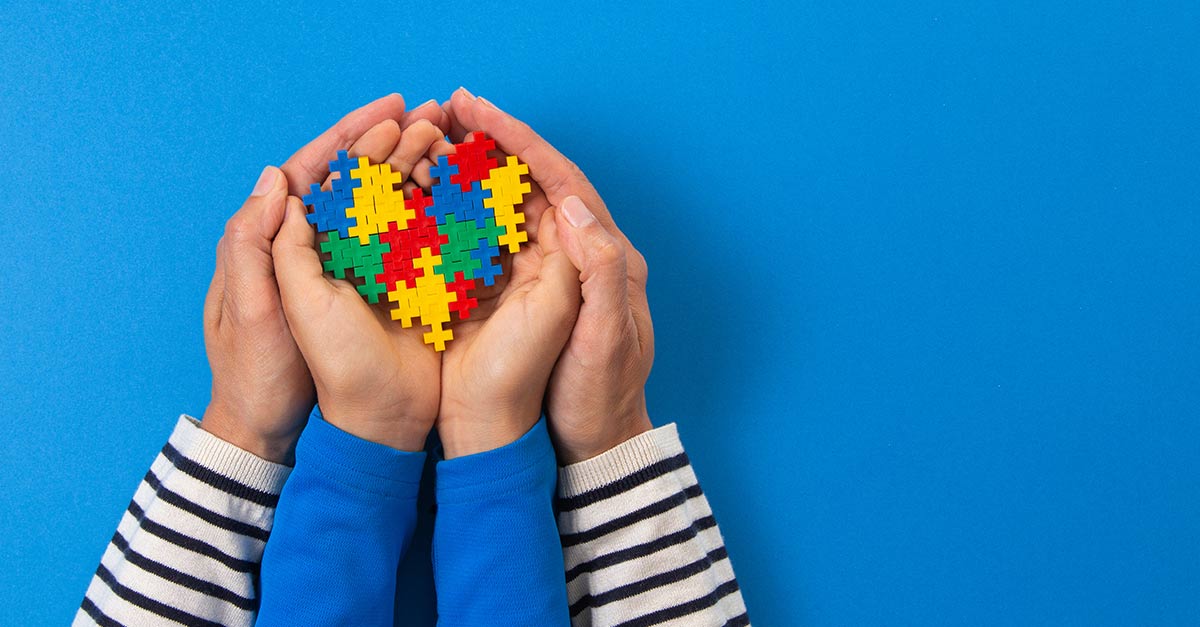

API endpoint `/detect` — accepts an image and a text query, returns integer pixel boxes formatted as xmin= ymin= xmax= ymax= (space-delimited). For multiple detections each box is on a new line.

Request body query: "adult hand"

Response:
xmin=444 ymin=89 xmax=655 ymax=464
xmin=202 ymin=94 xmax=447 ymax=462
xmin=271 ymin=117 xmax=450 ymax=452
xmin=434 ymin=132 xmax=583 ymax=459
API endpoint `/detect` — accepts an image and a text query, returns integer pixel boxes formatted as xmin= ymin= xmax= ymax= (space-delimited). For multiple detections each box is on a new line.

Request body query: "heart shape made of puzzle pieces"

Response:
xmin=302 ymin=132 xmax=530 ymax=351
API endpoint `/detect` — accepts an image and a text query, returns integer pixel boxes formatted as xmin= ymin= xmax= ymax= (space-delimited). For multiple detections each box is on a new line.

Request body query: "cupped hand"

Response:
xmin=202 ymin=94 xmax=449 ymax=462
xmin=271 ymin=117 xmax=450 ymax=451
xmin=435 ymin=132 xmax=583 ymax=457
xmin=444 ymin=89 xmax=655 ymax=464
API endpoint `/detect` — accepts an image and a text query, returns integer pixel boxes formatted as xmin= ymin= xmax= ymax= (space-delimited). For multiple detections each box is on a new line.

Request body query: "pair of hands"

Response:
xmin=201 ymin=90 xmax=653 ymax=464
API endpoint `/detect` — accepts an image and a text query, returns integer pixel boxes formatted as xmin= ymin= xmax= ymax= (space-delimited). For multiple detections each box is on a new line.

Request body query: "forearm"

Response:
xmin=557 ymin=423 xmax=749 ymax=627
xmin=74 ymin=415 xmax=291 ymax=627
xmin=257 ymin=407 xmax=425 ymax=627
xmin=434 ymin=418 xmax=570 ymax=626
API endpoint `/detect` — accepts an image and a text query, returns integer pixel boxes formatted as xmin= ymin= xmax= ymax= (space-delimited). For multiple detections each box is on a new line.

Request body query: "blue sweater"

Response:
xmin=257 ymin=408 xmax=569 ymax=626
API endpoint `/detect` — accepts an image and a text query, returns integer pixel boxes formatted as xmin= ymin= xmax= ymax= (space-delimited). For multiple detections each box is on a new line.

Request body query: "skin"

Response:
xmin=204 ymin=90 xmax=654 ymax=466
xmin=443 ymin=88 xmax=656 ymax=464
xmin=272 ymin=126 xmax=582 ymax=456
xmin=200 ymin=95 xmax=449 ymax=462
xmin=435 ymin=140 xmax=583 ymax=458
xmin=270 ymin=119 xmax=449 ymax=451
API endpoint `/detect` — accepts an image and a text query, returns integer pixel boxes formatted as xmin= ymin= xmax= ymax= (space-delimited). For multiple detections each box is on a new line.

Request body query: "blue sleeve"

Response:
xmin=257 ymin=407 xmax=426 ymax=627
xmin=433 ymin=418 xmax=570 ymax=626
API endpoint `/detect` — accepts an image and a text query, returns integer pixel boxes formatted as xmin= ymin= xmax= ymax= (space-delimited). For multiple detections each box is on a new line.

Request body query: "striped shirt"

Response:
xmin=75 ymin=417 xmax=748 ymax=626
xmin=558 ymin=424 xmax=749 ymax=627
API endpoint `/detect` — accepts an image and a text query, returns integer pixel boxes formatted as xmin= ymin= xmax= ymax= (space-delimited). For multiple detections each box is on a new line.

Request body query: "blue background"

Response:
xmin=1 ymin=1 xmax=1197 ymax=624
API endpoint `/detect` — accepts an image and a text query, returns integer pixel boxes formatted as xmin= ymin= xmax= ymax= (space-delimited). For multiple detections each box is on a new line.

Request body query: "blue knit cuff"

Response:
xmin=435 ymin=418 xmax=556 ymax=504
xmin=296 ymin=406 xmax=427 ymax=500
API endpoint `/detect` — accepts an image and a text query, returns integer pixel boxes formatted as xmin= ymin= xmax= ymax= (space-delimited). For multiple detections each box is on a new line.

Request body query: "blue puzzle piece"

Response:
xmin=461 ymin=181 xmax=493 ymax=228
xmin=303 ymin=183 xmax=357 ymax=237
xmin=330 ymin=150 xmax=361 ymax=184
xmin=427 ymin=191 xmax=462 ymax=226
xmin=332 ymin=173 xmax=360 ymax=196
xmin=330 ymin=151 xmax=363 ymax=215
xmin=301 ymin=151 xmax=364 ymax=238
xmin=430 ymin=155 xmax=458 ymax=191
xmin=428 ymin=157 xmax=466 ymax=225
xmin=470 ymin=241 xmax=503 ymax=286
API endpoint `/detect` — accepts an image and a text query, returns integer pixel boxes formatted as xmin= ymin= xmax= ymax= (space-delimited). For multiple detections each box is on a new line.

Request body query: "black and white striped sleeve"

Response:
xmin=74 ymin=415 xmax=291 ymax=627
xmin=557 ymin=423 xmax=749 ymax=627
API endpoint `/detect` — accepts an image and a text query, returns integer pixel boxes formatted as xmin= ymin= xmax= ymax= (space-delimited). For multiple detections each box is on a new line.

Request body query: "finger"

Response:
xmin=446 ymin=90 xmax=606 ymax=219
xmin=434 ymin=105 xmax=452 ymax=138
xmin=318 ymin=119 xmax=402 ymax=190
xmin=221 ymin=166 xmax=290 ymax=323
xmin=430 ymin=136 xmax=457 ymax=161
xmin=281 ymin=94 xmax=406 ymax=196
xmin=204 ymin=236 xmax=227 ymax=329
xmin=273 ymin=194 xmax=335 ymax=321
xmin=409 ymin=157 xmax=436 ymax=189
xmin=410 ymin=132 xmax=454 ymax=189
xmin=408 ymin=135 xmax=462 ymax=189
xmin=400 ymin=99 xmax=451 ymax=135
xmin=442 ymin=95 xmax=469 ymax=143
xmin=383 ymin=119 xmax=444 ymax=182
xmin=527 ymin=207 xmax=583 ymax=343
xmin=554 ymin=195 xmax=630 ymax=332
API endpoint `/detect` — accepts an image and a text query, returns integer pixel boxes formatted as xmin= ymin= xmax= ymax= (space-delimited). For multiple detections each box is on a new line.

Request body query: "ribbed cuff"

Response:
xmin=436 ymin=418 xmax=555 ymax=504
xmin=175 ymin=415 xmax=292 ymax=496
xmin=557 ymin=423 xmax=683 ymax=499
xmin=296 ymin=406 xmax=426 ymax=500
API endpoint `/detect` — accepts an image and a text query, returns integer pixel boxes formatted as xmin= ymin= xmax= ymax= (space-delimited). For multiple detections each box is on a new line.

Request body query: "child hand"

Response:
xmin=202 ymin=95 xmax=433 ymax=463
xmin=434 ymin=135 xmax=583 ymax=456
xmin=446 ymin=90 xmax=654 ymax=464
xmin=271 ymin=118 xmax=450 ymax=452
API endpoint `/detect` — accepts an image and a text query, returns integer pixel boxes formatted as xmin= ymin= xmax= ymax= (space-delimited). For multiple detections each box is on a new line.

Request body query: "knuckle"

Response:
xmin=566 ymin=159 xmax=589 ymax=185
xmin=592 ymin=236 xmax=626 ymax=269
xmin=413 ymin=118 xmax=439 ymax=139
xmin=628 ymin=248 xmax=649 ymax=282
xmin=330 ymin=126 xmax=353 ymax=154
xmin=224 ymin=214 xmax=256 ymax=245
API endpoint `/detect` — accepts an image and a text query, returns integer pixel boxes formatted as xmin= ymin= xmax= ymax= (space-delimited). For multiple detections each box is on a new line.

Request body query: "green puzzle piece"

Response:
xmin=433 ymin=215 xmax=501 ymax=281
xmin=319 ymin=232 xmax=391 ymax=303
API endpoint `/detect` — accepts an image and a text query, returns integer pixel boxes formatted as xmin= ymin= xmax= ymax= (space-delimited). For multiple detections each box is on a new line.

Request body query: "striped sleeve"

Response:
xmin=557 ymin=423 xmax=750 ymax=627
xmin=74 ymin=415 xmax=292 ymax=627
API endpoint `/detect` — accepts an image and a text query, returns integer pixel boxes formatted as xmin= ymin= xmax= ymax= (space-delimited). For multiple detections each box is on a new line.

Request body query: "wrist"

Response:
xmin=556 ymin=410 xmax=654 ymax=465
xmin=319 ymin=404 xmax=432 ymax=453
xmin=200 ymin=403 xmax=299 ymax=465
xmin=437 ymin=413 xmax=538 ymax=459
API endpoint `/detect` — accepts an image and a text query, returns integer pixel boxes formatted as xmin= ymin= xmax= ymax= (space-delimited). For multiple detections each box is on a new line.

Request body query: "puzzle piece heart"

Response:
xmin=303 ymin=132 xmax=531 ymax=351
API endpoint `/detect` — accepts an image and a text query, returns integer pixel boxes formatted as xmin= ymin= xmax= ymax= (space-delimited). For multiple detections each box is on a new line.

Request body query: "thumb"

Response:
xmin=221 ymin=165 xmax=290 ymax=323
xmin=272 ymin=193 xmax=334 ymax=322
xmin=525 ymin=208 xmax=583 ymax=347
xmin=554 ymin=195 xmax=630 ymax=328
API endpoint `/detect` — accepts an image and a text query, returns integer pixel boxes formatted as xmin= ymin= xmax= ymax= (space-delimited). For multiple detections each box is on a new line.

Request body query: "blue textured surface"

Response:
xmin=1 ymin=2 xmax=1197 ymax=625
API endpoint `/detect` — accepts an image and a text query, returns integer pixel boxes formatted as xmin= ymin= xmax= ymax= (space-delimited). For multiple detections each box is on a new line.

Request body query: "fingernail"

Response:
xmin=417 ymin=98 xmax=437 ymax=109
xmin=457 ymin=86 xmax=475 ymax=99
xmin=478 ymin=96 xmax=500 ymax=111
xmin=561 ymin=196 xmax=595 ymax=228
xmin=252 ymin=166 xmax=278 ymax=197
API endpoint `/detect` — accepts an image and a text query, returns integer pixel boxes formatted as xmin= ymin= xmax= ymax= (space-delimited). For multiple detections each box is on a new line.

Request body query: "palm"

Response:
xmin=441 ymin=240 xmax=547 ymax=393
xmin=436 ymin=194 xmax=580 ymax=450
xmin=310 ymin=277 xmax=441 ymax=424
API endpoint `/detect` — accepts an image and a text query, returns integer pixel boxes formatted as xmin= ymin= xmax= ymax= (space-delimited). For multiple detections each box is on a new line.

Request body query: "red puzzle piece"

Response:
xmin=448 ymin=131 xmax=498 ymax=192
xmin=445 ymin=272 xmax=479 ymax=320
